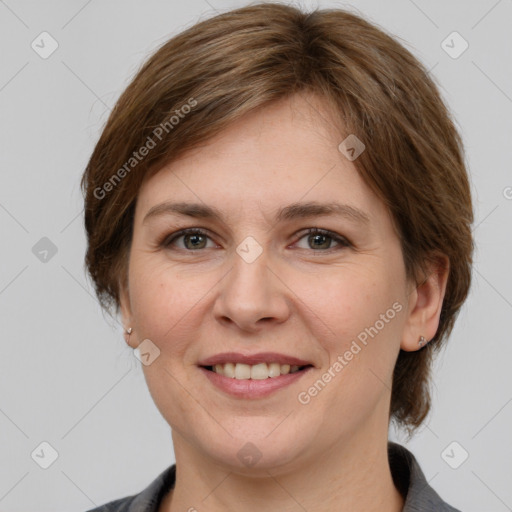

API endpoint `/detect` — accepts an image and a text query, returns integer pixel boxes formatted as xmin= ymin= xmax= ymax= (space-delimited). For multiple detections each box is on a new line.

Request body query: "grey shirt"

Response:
xmin=86 ymin=442 xmax=461 ymax=511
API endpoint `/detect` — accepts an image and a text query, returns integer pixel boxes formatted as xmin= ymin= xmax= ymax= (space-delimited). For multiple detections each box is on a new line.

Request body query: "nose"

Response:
xmin=212 ymin=246 xmax=291 ymax=333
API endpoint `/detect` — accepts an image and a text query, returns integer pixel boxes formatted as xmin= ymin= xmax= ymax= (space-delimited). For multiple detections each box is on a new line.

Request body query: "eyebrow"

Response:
xmin=142 ymin=200 xmax=370 ymax=225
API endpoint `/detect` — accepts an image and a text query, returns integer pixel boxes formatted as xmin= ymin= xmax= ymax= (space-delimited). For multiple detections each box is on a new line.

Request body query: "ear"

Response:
xmin=400 ymin=254 xmax=450 ymax=352
xmin=119 ymin=280 xmax=137 ymax=349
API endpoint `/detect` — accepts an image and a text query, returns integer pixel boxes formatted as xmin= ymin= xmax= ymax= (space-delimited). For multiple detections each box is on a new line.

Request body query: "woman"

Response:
xmin=82 ymin=3 xmax=472 ymax=511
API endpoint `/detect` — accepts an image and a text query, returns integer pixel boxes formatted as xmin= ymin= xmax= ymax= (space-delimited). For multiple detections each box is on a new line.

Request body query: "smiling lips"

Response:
xmin=198 ymin=351 xmax=313 ymax=397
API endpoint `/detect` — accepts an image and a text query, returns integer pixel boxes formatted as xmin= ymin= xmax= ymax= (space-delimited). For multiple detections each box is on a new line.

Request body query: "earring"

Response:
xmin=125 ymin=327 xmax=132 ymax=335
xmin=418 ymin=335 xmax=427 ymax=347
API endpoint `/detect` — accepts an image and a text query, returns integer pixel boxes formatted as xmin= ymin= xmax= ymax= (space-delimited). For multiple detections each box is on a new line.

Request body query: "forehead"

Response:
xmin=135 ymin=93 xmax=386 ymax=225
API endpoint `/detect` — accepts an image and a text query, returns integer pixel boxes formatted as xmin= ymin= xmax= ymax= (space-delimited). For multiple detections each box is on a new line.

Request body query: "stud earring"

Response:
xmin=124 ymin=327 xmax=133 ymax=344
xmin=418 ymin=335 xmax=427 ymax=347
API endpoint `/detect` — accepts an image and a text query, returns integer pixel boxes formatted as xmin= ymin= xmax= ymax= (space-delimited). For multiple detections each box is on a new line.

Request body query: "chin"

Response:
xmin=193 ymin=423 xmax=314 ymax=474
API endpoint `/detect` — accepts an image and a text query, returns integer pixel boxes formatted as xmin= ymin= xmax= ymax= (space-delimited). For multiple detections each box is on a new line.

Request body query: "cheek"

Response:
xmin=128 ymin=253 xmax=222 ymax=361
xmin=315 ymin=265 xmax=402 ymax=333
xmin=128 ymin=257 xmax=185 ymax=345
xmin=309 ymin=262 xmax=405 ymax=380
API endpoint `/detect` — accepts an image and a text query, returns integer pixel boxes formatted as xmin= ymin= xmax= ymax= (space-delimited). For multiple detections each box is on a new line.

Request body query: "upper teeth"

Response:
xmin=213 ymin=362 xmax=302 ymax=379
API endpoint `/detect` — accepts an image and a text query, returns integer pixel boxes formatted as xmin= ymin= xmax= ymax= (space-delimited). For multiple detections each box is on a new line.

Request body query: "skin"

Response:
xmin=119 ymin=91 xmax=449 ymax=512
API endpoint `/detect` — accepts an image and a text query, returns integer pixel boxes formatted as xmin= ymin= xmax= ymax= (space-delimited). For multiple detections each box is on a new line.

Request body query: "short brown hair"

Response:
xmin=81 ymin=2 xmax=473 ymax=432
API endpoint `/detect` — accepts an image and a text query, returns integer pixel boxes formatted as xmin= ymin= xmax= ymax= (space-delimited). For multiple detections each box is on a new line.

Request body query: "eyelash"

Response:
xmin=160 ymin=227 xmax=351 ymax=252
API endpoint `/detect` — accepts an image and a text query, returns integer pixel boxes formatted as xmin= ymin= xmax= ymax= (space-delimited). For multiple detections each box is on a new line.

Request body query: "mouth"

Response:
xmin=201 ymin=362 xmax=313 ymax=380
xmin=199 ymin=363 xmax=314 ymax=399
xmin=197 ymin=352 xmax=315 ymax=398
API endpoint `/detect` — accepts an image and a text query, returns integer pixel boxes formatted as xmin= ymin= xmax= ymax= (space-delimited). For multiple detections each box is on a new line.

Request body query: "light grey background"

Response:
xmin=0 ymin=0 xmax=511 ymax=510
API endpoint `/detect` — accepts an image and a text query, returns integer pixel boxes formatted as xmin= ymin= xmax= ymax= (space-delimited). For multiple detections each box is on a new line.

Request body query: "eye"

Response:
xmin=162 ymin=228 xmax=216 ymax=251
xmin=294 ymin=228 xmax=351 ymax=251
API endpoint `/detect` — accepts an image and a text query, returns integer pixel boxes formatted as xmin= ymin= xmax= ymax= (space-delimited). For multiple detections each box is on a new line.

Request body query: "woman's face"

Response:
xmin=121 ymin=93 xmax=420 ymax=472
